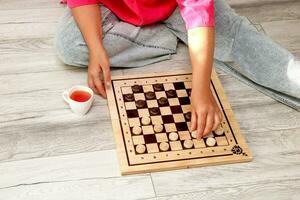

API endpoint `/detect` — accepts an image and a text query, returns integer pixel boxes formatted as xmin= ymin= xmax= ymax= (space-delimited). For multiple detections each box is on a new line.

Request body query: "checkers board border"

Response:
xmin=114 ymin=77 xmax=235 ymax=164
xmin=106 ymin=69 xmax=253 ymax=175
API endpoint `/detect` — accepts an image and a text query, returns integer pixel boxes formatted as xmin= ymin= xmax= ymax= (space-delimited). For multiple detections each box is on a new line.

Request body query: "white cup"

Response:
xmin=62 ymin=85 xmax=94 ymax=116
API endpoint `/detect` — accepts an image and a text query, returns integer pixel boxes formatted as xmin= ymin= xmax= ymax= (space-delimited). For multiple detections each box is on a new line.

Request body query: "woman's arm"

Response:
xmin=188 ymin=27 xmax=214 ymax=94
xmin=188 ymin=27 xmax=222 ymax=139
xmin=71 ymin=4 xmax=111 ymax=98
xmin=176 ymin=0 xmax=222 ymax=138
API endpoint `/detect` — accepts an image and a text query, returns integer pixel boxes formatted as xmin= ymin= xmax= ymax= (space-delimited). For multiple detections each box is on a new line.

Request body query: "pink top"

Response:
xmin=64 ymin=0 xmax=214 ymax=29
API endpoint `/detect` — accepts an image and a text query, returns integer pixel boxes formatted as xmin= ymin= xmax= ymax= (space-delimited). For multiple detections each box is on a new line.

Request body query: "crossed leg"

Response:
xmin=164 ymin=0 xmax=300 ymax=111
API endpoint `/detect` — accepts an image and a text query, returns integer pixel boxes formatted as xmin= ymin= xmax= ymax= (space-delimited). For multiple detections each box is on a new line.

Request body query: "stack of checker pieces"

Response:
xmin=106 ymin=70 xmax=252 ymax=175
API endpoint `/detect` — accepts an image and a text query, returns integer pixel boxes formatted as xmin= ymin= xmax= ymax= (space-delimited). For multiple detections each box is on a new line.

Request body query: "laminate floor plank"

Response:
xmin=0 ymin=0 xmax=61 ymax=10
xmin=261 ymin=19 xmax=300 ymax=57
xmin=0 ymin=1 xmax=299 ymax=199
xmin=150 ymin=150 xmax=300 ymax=196
xmin=140 ymin=179 xmax=300 ymax=200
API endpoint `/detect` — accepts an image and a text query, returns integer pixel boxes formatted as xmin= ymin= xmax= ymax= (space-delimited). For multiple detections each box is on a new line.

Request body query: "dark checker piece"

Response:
xmin=132 ymin=85 xmax=142 ymax=93
xmin=149 ymin=107 xmax=160 ymax=115
xmin=145 ymin=91 xmax=155 ymax=100
xmin=153 ymin=83 xmax=164 ymax=91
xmin=136 ymin=99 xmax=146 ymax=108
xmin=185 ymin=112 xmax=191 ymax=121
xmin=124 ymin=93 xmax=134 ymax=101
xmin=158 ymin=97 xmax=168 ymax=106
xmin=166 ymin=89 xmax=176 ymax=98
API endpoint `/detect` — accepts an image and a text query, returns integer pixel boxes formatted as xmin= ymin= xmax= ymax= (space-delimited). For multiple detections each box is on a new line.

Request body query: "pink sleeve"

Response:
xmin=67 ymin=0 xmax=100 ymax=8
xmin=176 ymin=0 xmax=215 ymax=29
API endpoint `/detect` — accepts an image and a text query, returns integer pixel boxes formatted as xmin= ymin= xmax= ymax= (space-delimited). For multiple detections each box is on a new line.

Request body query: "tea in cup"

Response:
xmin=62 ymin=85 xmax=94 ymax=115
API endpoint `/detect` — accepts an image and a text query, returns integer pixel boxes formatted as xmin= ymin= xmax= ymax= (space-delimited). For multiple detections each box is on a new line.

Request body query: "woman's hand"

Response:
xmin=88 ymin=46 xmax=111 ymax=98
xmin=190 ymin=88 xmax=223 ymax=139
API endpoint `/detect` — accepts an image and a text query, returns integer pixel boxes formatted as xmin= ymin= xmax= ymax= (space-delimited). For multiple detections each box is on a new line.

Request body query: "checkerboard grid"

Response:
xmin=129 ymin=82 xmax=188 ymax=153
xmin=124 ymin=81 xmax=228 ymax=154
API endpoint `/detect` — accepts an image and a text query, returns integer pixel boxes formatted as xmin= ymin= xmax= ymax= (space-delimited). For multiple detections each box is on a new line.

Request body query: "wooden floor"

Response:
xmin=0 ymin=0 xmax=299 ymax=199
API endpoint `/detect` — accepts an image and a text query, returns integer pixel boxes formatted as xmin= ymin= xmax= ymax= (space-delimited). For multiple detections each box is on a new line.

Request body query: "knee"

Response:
xmin=55 ymin=14 xmax=88 ymax=67
xmin=55 ymin=29 xmax=81 ymax=66
xmin=55 ymin=29 xmax=71 ymax=65
xmin=214 ymin=0 xmax=241 ymax=28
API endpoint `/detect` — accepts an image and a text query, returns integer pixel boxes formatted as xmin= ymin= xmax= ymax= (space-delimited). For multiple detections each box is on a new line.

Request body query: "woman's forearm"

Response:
xmin=71 ymin=4 xmax=103 ymax=53
xmin=188 ymin=27 xmax=215 ymax=92
xmin=71 ymin=4 xmax=111 ymax=97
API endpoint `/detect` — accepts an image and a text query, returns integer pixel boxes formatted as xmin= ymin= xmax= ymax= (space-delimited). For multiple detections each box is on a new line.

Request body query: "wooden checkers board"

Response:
xmin=107 ymin=69 xmax=252 ymax=175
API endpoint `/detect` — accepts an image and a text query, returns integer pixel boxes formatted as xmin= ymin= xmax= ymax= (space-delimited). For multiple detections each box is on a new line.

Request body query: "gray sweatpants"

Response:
xmin=55 ymin=0 xmax=300 ymax=111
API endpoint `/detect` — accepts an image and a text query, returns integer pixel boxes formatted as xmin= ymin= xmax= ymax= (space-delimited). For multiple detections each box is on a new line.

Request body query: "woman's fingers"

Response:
xmin=191 ymin=110 xmax=197 ymax=131
xmin=203 ymin=112 xmax=214 ymax=137
xmin=88 ymin=75 xmax=98 ymax=94
xmin=102 ymin=65 xmax=111 ymax=87
xmin=93 ymin=72 xmax=106 ymax=98
xmin=197 ymin=111 xmax=207 ymax=140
